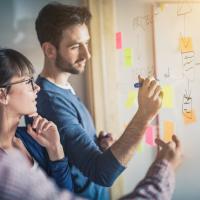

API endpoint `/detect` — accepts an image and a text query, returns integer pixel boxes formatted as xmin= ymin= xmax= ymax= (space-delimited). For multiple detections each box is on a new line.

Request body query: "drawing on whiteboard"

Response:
xmin=182 ymin=80 xmax=193 ymax=119
xmin=181 ymin=51 xmax=195 ymax=81
xmin=164 ymin=67 xmax=170 ymax=78
xmin=177 ymin=3 xmax=192 ymax=16
xmin=132 ymin=14 xmax=152 ymax=31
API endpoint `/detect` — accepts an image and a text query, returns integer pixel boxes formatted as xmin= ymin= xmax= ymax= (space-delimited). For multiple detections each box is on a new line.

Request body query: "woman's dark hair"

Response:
xmin=35 ymin=2 xmax=92 ymax=48
xmin=0 ymin=48 xmax=34 ymax=89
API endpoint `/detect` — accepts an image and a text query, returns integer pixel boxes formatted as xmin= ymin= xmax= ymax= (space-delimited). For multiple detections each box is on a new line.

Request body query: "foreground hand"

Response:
xmin=98 ymin=131 xmax=115 ymax=151
xmin=155 ymin=135 xmax=183 ymax=171
xmin=27 ymin=115 xmax=64 ymax=161
xmin=137 ymin=75 xmax=163 ymax=123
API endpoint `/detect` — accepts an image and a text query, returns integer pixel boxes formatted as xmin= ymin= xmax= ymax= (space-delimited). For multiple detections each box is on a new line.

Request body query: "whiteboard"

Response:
xmin=115 ymin=0 xmax=158 ymax=195
xmin=153 ymin=2 xmax=200 ymax=199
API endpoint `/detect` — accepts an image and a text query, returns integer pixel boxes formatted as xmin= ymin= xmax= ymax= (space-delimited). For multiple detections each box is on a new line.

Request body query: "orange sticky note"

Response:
xmin=164 ymin=121 xmax=174 ymax=142
xmin=145 ymin=126 xmax=155 ymax=146
xmin=180 ymin=37 xmax=193 ymax=53
xmin=116 ymin=32 xmax=122 ymax=49
xmin=124 ymin=91 xmax=137 ymax=109
xmin=183 ymin=110 xmax=196 ymax=124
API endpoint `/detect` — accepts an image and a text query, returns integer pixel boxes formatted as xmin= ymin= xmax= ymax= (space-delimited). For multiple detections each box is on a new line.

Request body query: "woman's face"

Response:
xmin=6 ymin=75 xmax=40 ymax=116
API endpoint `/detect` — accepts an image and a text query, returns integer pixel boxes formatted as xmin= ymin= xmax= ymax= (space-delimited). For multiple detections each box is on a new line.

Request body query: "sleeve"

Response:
xmin=48 ymin=157 xmax=73 ymax=191
xmin=37 ymin=92 xmax=125 ymax=187
xmin=119 ymin=159 xmax=175 ymax=200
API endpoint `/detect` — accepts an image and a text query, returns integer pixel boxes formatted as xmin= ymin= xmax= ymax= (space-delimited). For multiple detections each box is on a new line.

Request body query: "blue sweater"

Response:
xmin=27 ymin=76 xmax=125 ymax=200
xmin=15 ymin=127 xmax=73 ymax=191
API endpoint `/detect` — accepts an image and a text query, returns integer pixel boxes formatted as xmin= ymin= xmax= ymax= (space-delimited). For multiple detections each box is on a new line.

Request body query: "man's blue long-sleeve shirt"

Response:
xmin=15 ymin=127 xmax=73 ymax=191
xmin=31 ymin=76 xmax=125 ymax=200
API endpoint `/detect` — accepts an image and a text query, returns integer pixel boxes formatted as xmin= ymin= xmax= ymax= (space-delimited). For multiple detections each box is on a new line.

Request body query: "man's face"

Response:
xmin=55 ymin=23 xmax=91 ymax=74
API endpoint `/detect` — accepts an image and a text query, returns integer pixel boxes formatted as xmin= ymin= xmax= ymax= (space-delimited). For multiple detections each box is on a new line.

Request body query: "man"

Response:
xmin=0 ymin=135 xmax=182 ymax=200
xmin=31 ymin=2 xmax=163 ymax=199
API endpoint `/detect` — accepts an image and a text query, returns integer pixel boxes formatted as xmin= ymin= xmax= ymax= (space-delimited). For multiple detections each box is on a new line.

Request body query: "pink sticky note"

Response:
xmin=145 ymin=126 xmax=155 ymax=146
xmin=116 ymin=32 xmax=122 ymax=49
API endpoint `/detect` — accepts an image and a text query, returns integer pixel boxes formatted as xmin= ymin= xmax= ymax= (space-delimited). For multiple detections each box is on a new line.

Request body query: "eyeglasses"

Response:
xmin=0 ymin=77 xmax=35 ymax=91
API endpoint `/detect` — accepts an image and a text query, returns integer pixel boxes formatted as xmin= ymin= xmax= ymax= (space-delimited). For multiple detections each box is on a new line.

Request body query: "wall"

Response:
xmin=0 ymin=0 xmax=87 ymax=105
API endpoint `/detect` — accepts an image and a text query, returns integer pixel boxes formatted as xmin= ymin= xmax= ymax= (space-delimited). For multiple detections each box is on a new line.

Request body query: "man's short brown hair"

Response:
xmin=35 ymin=2 xmax=91 ymax=48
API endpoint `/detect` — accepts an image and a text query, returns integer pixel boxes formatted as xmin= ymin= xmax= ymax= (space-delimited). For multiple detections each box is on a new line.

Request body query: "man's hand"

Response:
xmin=155 ymin=135 xmax=183 ymax=171
xmin=27 ymin=115 xmax=64 ymax=161
xmin=137 ymin=75 xmax=163 ymax=124
xmin=98 ymin=131 xmax=115 ymax=151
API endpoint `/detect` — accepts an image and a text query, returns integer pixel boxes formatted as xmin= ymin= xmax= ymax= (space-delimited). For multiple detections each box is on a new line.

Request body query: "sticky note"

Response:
xmin=180 ymin=37 xmax=193 ymax=53
xmin=183 ymin=110 xmax=196 ymax=124
xmin=116 ymin=32 xmax=122 ymax=49
xmin=137 ymin=143 xmax=143 ymax=153
xmin=159 ymin=3 xmax=165 ymax=11
xmin=162 ymin=85 xmax=174 ymax=108
xmin=124 ymin=91 xmax=137 ymax=109
xmin=163 ymin=121 xmax=174 ymax=142
xmin=145 ymin=126 xmax=155 ymax=146
xmin=124 ymin=48 xmax=133 ymax=68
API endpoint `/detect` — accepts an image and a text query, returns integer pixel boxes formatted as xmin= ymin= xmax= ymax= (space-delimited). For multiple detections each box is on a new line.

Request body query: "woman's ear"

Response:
xmin=0 ymin=89 xmax=8 ymax=105
xmin=42 ymin=42 xmax=57 ymax=59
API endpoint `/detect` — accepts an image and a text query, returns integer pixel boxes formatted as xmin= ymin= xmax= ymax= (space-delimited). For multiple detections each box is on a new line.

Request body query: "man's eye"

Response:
xmin=71 ymin=45 xmax=79 ymax=49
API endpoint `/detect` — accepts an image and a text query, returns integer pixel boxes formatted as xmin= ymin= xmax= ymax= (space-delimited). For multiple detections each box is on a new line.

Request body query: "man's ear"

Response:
xmin=41 ymin=42 xmax=57 ymax=59
xmin=0 ymin=89 xmax=8 ymax=105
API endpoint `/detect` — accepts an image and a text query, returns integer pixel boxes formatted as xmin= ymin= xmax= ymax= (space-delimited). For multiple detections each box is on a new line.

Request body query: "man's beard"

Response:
xmin=55 ymin=52 xmax=82 ymax=74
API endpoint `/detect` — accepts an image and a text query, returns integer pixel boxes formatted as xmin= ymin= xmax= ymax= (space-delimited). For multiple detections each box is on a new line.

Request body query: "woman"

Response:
xmin=0 ymin=48 xmax=73 ymax=190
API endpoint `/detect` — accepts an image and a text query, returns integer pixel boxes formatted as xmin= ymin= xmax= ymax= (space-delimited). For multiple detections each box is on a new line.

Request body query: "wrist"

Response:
xmin=134 ymin=110 xmax=150 ymax=128
xmin=47 ymin=144 xmax=64 ymax=161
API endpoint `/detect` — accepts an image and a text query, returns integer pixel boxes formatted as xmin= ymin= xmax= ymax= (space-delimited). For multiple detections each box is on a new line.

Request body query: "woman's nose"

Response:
xmin=34 ymin=83 xmax=40 ymax=93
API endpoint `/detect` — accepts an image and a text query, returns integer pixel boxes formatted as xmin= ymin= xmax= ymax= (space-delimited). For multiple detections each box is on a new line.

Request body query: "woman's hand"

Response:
xmin=27 ymin=115 xmax=64 ymax=161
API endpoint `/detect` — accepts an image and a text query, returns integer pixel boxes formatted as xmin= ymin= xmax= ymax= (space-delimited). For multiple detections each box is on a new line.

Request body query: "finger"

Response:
xmin=148 ymin=80 xmax=159 ymax=97
xmin=155 ymin=138 xmax=167 ymax=148
xmin=27 ymin=124 xmax=48 ymax=146
xmin=27 ymin=124 xmax=38 ymax=139
xmin=99 ymin=131 xmax=106 ymax=138
xmin=37 ymin=118 xmax=49 ymax=133
xmin=152 ymin=86 xmax=162 ymax=100
xmin=143 ymin=76 xmax=155 ymax=88
xmin=32 ymin=115 xmax=42 ymax=129
xmin=138 ymin=75 xmax=144 ymax=84
xmin=172 ymin=135 xmax=181 ymax=150
xmin=42 ymin=121 xmax=55 ymax=132
xmin=28 ymin=112 xmax=38 ymax=118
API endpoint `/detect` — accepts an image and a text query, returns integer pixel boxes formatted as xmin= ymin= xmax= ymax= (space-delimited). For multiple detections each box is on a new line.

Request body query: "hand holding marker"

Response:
xmin=134 ymin=76 xmax=160 ymax=88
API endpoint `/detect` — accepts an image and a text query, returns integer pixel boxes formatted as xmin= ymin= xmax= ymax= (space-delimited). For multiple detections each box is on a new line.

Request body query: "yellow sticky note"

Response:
xmin=164 ymin=121 xmax=174 ymax=142
xmin=179 ymin=37 xmax=193 ymax=53
xmin=124 ymin=48 xmax=133 ymax=68
xmin=124 ymin=91 xmax=137 ymax=109
xmin=137 ymin=143 xmax=143 ymax=153
xmin=160 ymin=3 xmax=165 ymax=11
xmin=162 ymin=85 xmax=174 ymax=108
xmin=183 ymin=110 xmax=196 ymax=124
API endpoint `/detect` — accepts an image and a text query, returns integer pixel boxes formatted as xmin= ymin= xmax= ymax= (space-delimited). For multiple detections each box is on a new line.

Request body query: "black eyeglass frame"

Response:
xmin=0 ymin=77 xmax=35 ymax=91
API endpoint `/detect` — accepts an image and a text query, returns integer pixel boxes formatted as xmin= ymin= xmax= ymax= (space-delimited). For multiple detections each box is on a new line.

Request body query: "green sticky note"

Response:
xmin=124 ymin=91 xmax=137 ymax=109
xmin=124 ymin=48 xmax=133 ymax=68
xmin=162 ymin=85 xmax=174 ymax=108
